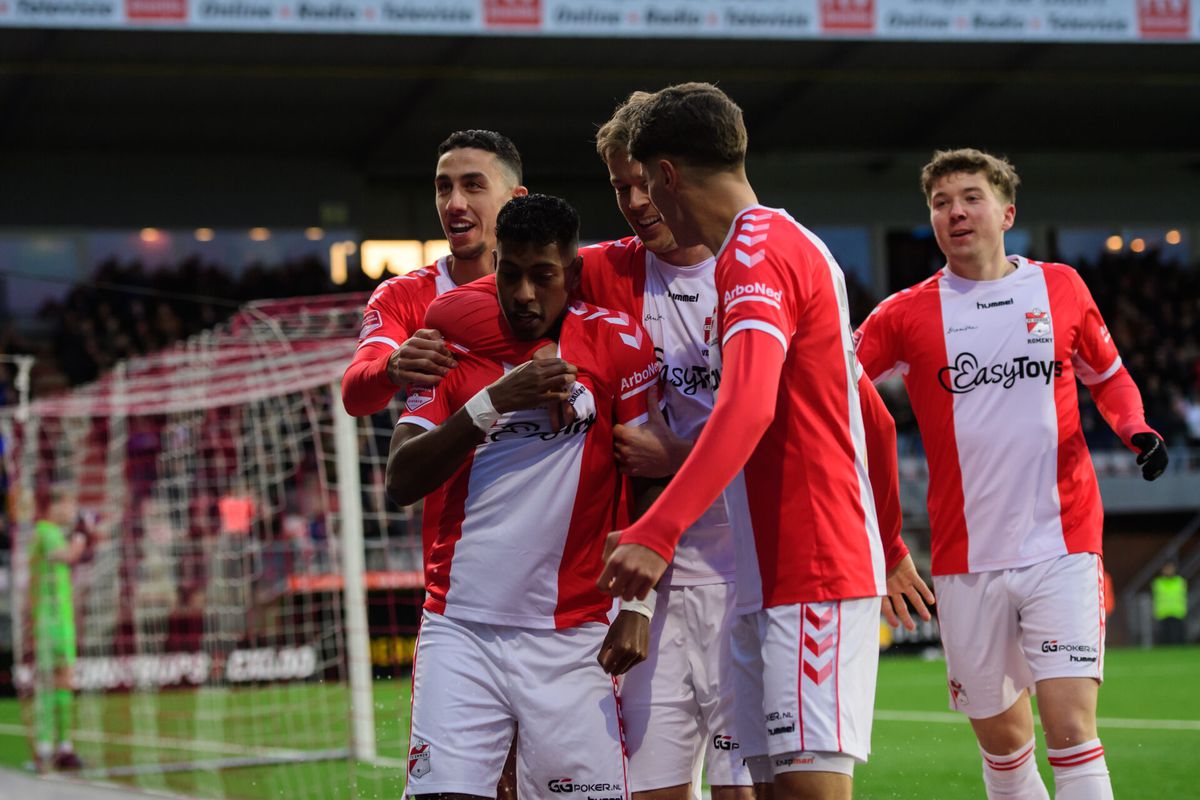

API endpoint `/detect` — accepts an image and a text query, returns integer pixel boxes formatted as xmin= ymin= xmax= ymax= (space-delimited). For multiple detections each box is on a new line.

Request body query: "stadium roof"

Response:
xmin=1 ymin=29 xmax=1197 ymax=231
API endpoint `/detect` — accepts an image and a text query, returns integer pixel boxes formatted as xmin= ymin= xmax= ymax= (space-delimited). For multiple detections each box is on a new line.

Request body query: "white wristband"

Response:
xmin=619 ymin=587 xmax=657 ymax=621
xmin=464 ymin=387 xmax=502 ymax=432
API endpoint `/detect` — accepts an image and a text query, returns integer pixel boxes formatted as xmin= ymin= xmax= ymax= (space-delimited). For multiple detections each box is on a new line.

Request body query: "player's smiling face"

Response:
xmin=606 ymin=152 xmax=679 ymax=254
xmin=929 ymin=171 xmax=1015 ymax=270
xmin=496 ymin=241 xmax=580 ymax=340
xmin=640 ymin=157 xmax=701 ymax=249
xmin=435 ymin=147 xmax=523 ymax=262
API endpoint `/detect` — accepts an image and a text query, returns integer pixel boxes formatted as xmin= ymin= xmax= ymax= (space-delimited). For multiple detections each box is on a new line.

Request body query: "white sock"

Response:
xmin=980 ymin=738 xmax=1050 ymax=799
xmin=1047 ymin=739 xmax=1112 ymax=800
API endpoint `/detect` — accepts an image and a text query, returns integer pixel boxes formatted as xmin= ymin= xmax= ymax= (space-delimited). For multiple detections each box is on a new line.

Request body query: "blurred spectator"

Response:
xmin=1151 ymin=561 xmax=1188 ymax=645
xmin=1176 ymin=392 xmax=1200 ymax=466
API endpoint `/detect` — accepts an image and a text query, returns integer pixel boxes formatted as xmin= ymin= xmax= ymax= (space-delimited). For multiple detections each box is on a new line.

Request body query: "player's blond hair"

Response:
xmin=921 ymin=148 xmax=1020 ymax=205
xmin=595 ymin=91 xmax=654 ymax=164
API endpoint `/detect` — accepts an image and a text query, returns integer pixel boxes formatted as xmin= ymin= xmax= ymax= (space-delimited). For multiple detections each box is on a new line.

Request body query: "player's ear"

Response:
xmin=565 ymin=254 xmax=583 ymax=293
xmin=512 ymin=185 xmax=529 ymax=199
xmin=1001 ymin=202 xmax=1015 ymax=232
xmin=659 ymin=159 xmax=679 ymax=193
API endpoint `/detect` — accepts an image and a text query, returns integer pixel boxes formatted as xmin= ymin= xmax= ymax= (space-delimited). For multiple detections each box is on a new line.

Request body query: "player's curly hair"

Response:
xmin=627 ymin=82 xmax=747 ymax=169
xmin=438 ymin=129 xmax=523 ymax=185
xmin=495 ymin=194 xmax=580 ymax=253
xmin=921 ymin=148 xmax=1020 ymax=205
xmin=595 ymin=91 xmax=654 ymax=163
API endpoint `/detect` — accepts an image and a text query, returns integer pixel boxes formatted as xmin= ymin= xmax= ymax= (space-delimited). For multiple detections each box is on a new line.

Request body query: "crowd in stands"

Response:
xmin=1076 ymin=250 xmax=1200 ymax=452
xmin=0 ymin=256 xmax=377 ymax=398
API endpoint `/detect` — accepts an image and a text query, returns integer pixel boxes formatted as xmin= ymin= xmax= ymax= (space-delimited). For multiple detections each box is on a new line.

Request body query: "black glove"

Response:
xmin=1130 ymin=432 xmax=1168 ymax=481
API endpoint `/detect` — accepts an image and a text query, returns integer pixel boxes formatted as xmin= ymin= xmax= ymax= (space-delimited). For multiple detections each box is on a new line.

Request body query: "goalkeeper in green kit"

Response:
xmin=29 ymin=485 xmax=87 ymax=772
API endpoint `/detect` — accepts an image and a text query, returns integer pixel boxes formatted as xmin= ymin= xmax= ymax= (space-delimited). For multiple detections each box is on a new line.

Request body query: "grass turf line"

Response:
xmin=0 ymin=646 xmax=1196 ymax=798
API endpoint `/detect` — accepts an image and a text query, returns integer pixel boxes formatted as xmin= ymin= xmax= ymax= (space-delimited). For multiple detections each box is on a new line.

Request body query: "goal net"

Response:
xmin=1 ymin=294 xmax=424 ymax=799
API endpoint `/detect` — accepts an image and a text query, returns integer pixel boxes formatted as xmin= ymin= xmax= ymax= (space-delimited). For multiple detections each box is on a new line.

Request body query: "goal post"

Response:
xmin=2 ymin=295 xmax=423 ymax=798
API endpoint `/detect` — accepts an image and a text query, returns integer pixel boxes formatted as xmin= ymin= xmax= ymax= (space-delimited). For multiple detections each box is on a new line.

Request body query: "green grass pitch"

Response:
xmin=1 ymin=646 xmax=1196 ymax=798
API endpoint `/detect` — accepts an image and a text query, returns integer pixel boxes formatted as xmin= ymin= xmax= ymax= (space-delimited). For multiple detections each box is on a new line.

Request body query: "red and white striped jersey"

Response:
xmin=713 ymin=206 xmax=886 ymax=611
xmin=356 ymin=258 xmax=457 ymax=356
xmin=398 ymin=300 xmax=660 ymax=629
xmin=854 ymin=255 xmax=1121 ymax=576
xmin=581 ymin=238 xmax=733 ymax=587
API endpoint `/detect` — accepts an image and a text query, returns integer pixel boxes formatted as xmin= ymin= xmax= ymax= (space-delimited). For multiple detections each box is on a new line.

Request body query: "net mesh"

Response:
xmin=2 ymin=294 xmax=423 ymax=799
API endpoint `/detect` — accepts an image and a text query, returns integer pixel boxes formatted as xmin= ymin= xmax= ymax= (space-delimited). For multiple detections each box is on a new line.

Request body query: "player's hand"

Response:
xmin=613 ymin=385 xmax=692 ymax=478
xmin=535 ymin=343 xmax=577 ymax=431
xmin=882 ymin=554 xmax=935 ymax=631
xmin=602 ymin=531 xmax=622 ymax=562
xmin=487 ymin=357 xmax=578 ymax=415
xmin=387 ymin=329 xmax=456 ymax=389
xmin=597 ymin=610 xmax=650 ymax=676
xmin=1131 ymin=432 xmax=1168 ymax=481
xmin=597 ymin=542 xmax=668 ymax=601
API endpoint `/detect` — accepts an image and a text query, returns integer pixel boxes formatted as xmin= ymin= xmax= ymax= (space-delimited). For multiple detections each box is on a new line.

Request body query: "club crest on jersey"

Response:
xmin=358 ymin=309 xmax=383 ymax=341
xmin=1025 ymin=307 xmax=1051 ymax=336
xmin=405 ymin=387 xmax=435 ymax=413
xmin=408 ymin=737 xmax=431 ymax=777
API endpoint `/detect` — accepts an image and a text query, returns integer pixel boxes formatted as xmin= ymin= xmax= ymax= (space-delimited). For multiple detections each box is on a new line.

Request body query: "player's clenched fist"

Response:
xmin=387 ymin=329 xmax=456 ymax=389
xmin=597 ymin=541 xmax=668 ymax=602
xmin=597 ymin=610 xmax=650 ymax=676
xmin=486 ymin=357 xmax=578 ymax=413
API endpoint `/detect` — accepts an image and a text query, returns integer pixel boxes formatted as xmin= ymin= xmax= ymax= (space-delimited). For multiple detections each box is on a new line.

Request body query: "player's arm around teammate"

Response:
xmin=342 ymin=130 xmax=528 ymax=417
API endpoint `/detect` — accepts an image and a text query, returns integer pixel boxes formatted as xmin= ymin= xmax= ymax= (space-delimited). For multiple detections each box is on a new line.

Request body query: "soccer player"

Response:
xmin=387 ymin=194 xmax=661 ymax=799
xmin=340 ymin=128 xmax=527 ymax=799
xmin=598 ymin=83 xmax=930 ymax=799
xmin=853 ymin=148 xmax=1168 ymax=800
xmin=587 ymin=94 xmax=753 ymax=800
xmin=341 ymin=129 xmax=528 ymax=418
xmin=29 ymin=485 xmax=88 ymax=772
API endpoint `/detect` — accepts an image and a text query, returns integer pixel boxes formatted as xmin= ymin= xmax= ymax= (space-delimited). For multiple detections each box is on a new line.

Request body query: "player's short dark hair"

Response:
xmin=921 ymin=148 xmax=1020 ymax=205
xmin=495 ymin=194 xmax=580 ymax=254
xmin=627 ymin=82 xmax=748 ymax=169
xmin=437 ymin=129 xmax=524 ymax=185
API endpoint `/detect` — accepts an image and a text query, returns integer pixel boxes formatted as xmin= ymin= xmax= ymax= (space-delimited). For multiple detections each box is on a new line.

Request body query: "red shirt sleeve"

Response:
xmin=394 ymin=368 xmax=457 ymax=431
xmin=854 ymin=295 xmax=906 ymax=383
xmin=342 ymin=279 xmax=417 ymax=417
xmin=1067 ymin=268 xmax=1122 ymax=386
xmin=858 ymin=370 xmax=907 ymax=571
xmin=718 ymin=247 xmax=801 ymax=355
xmin=424 ymin=276 xmax=549 ymax=364
xmin=1089 ymin=366 xmax=1158 ymax=451
xmin=598 ymin=312 xmax=661 ymax=426
xmin=619 ymin=329 xmax=783 ymax=562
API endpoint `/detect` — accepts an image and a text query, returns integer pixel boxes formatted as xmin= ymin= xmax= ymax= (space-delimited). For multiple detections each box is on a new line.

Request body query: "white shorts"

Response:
xmin=934 ymin=552 xmax=1106 ymax=720
xmin=732 ymin=597 xmax=881 ymax=766
xmin=620 ymin=582 xmax=752 ymax=791
xmin=406 ymin=612 xmax=628 ymax=798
